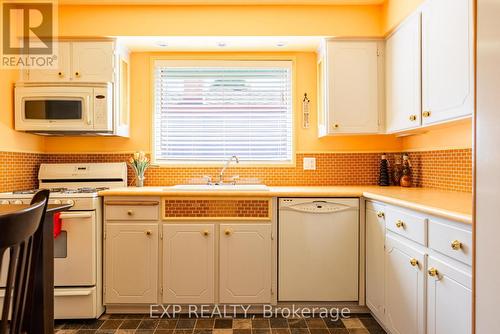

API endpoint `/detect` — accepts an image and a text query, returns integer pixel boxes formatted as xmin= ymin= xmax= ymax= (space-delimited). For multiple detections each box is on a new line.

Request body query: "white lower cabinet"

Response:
xmin=365 ymin=202 xmax=386 ymax=322
xmin=162 ymin=224 xmax=215 ymax=304
xmin=427 ymin=256 xmax=472 ymax=334
xmin=385 ymin=233 xmax=426 ymax=334
xmin=219 ymin=224 xmax=272 ymax=303
xmin=104 ymin=223 xmax=158 ymax=304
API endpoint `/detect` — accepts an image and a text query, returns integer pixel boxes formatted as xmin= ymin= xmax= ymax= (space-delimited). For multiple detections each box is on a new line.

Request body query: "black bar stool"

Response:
xmin=0 ymin=190 xmax=50 ymax=334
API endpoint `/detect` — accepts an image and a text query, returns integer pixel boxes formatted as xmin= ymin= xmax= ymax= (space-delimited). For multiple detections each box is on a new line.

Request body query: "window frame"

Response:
xmin=151 ymin=58 xmax=296 ymax=167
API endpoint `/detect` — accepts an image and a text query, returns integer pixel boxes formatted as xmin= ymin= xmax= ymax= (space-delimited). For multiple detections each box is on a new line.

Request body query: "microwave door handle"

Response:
xmin=84 ymin=96 xmax=92 ymax=126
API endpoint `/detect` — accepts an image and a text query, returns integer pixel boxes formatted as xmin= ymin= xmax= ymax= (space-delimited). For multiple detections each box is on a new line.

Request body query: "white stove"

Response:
xmin=0 ymin=162 xmax=128 ymax=319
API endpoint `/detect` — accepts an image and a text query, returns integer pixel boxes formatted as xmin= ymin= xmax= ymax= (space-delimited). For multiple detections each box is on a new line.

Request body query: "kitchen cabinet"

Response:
xmin=22 ymin=41 xmax=115 ymax=83
xmin=162 ymin=224 xmax=215 ymax=304
xmin=385 ymin=233 xmax=426 ymax=334
xmin=427 ymin=256 xmax=472 ymax=334
xmin=318 ymin=40 xmax=382 ymax=136
xmin=104 ymin=223 xmax=158 ymax=304
xmin=365 ymin=201 xmax=386 ymax=322
xmin=386 ymin=12 xmax=422 ymax=133
xmin=71 ymin=42 xmax=114 ymax=82
xmin=219 ymin=224 xmax=272 ymax=303
xmin=421 ymin=0 xmax=474 ymax=125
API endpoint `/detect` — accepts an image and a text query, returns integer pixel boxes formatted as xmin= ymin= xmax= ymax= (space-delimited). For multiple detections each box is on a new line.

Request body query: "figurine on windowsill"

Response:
xmin=400 ymin=153 xmax=413 ymax=187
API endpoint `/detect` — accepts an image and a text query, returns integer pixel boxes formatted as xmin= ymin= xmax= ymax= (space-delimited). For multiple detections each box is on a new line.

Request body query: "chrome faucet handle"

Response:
xmin=230 ymin=175 xmax=240 ymax=185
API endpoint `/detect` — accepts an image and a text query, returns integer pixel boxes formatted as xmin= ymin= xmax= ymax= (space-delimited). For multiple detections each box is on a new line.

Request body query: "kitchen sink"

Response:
xmin=167 ymin=184 xmax=269 ymax=191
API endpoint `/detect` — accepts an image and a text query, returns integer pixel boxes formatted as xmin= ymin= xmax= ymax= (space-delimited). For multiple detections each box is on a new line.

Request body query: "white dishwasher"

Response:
xmin=278 ymin=198 xmax=359 ymax=301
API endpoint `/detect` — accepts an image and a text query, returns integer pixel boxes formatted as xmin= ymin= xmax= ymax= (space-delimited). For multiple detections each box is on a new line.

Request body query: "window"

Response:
xmin=153 ymin=60 xmax=293 ymax=164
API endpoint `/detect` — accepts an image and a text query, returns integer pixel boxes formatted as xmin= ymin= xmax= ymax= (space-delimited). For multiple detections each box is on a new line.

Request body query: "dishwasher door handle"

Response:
xmin=280 ymin=202 xmax=352 ymax=213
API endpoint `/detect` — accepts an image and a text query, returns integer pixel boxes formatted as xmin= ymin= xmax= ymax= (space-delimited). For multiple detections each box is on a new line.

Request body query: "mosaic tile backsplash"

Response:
xmin=0 ymin=149 xmax=473 ymax=193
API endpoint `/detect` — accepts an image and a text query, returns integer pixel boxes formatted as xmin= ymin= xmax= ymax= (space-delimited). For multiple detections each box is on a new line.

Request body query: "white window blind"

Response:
xmin=153 ymin=60 xmax=293 ymax=164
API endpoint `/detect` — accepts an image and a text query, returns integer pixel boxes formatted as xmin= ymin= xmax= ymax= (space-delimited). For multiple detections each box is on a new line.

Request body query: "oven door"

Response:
xmin=54 ymin=211 xmax=96 ymax=286
xmin=15 ymin=86 xmax=94 ymax=132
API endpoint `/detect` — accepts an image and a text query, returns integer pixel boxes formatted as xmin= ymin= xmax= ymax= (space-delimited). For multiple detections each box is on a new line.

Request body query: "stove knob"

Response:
xmin=53 ymin=199 xmax=62 ymax=205
xmin=1 ymin=200 xmax=10 ymax=205
xmin=66 ymin=200 xmax=75 ymax=206
xmin=13 ymin=200 xmax=23 ymax=205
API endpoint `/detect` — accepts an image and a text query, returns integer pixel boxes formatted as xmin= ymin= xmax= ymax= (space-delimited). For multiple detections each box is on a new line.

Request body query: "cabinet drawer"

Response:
xmin=385 ymin=207 xmax=427 ymax=245
xmin=105 ymin=200 xmax=159 ymax=221
xmin=428 ymin=219 xmax=472 ymax=265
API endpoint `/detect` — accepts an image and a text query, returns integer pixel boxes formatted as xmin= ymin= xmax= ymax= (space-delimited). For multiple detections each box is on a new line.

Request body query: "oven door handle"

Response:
xmin=54 ymin=290 xmax=91 ymax=297
xmin=59 ymin=212 xmax=93 ymax=219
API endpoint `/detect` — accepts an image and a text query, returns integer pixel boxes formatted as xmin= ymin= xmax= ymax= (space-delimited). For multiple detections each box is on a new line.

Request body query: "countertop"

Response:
xmin=99 ymin=186 xmax=473 ymax=224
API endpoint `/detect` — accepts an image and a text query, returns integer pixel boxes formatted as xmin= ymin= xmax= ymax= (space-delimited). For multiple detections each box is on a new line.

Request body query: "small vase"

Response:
xmin=136 ymin=175 xmax=145 ymax=187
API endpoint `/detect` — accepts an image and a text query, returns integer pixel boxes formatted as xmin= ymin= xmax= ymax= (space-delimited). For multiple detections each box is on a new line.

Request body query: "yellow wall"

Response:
xmin=0 ymin=70 xmax=45 ymax=152
xmin=382 ymin=0 xmax=424 ymax=34
xmin=44 ymin=51 xmax=403 ymax=153
xmin=58 ymin=5 xmax=383 ymax=37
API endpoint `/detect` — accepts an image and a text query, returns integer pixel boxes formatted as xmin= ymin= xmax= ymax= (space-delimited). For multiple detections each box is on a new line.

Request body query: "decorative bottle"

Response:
xmin=392 ymin=154 xmax=403 ymax=186
xmin=378 ymin=153 xmax=390 ymax=186
xmin=400 ymin=153 xmax=413 ymax=187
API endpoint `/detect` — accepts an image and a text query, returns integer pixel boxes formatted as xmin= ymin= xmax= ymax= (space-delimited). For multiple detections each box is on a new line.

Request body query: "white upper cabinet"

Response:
xmin=386 ymin=13 xmax=422 ymax=133
xmin=71 ymin=42 xmax=114 ymax=82
xmin=318 ymin=40 xmax=382 ymax=136
xmin=421 ymin=0 xmax=474 ymax=125
xmin=22 ymin=41 xmax=115 ymax=83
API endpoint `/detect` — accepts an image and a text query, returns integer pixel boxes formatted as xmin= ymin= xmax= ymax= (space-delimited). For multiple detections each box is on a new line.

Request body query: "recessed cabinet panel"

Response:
xmin=219 ymin=224 xmax=272 ymax=304
xmin=422 ymin=0 xmax=474 ymax=124
xmin=385 ymin=234 xmax=426 ymax=334
xmin=427 ymin=256 xmax=472 ymax=334
xmin=105 ymin=224 xmax=158 ymax=304
xmin=328 ymin=41 xmax=380 ymax=134
xmin=365 ymin=202 xmax=386 ymax=322
xmin=23 ymin=42 xmax=71 ymax=82
xmin=72 ymin=42 xmax=114 ymax=82
xmin=386 ymin=13 xmax=422 ymax=132
xmin=162 ymin=224 xmax=215 ymax=304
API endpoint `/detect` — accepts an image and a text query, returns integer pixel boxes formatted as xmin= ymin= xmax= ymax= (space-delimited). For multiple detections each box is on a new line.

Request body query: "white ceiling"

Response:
xmin=60 ymin=0 xmax=384 ymax=5
xmin=118 ymin=36 xmax=325 ymax=52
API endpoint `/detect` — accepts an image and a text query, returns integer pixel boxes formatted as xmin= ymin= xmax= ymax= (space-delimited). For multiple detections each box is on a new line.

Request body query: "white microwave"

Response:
xmin=15 ymin=83 xmax=113 ymax=134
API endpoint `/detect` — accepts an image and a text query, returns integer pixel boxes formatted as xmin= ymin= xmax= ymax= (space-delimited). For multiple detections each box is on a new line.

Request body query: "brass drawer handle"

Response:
xmin=333 ymin=124 xmax=339 ymax=128
xmin=203 ymin=230 xmax=210 ymax=236
xmin=410 ymin=258 xmax=419 ymax=267
xmin=75 ymin=71 xmax=81 ymax=78
xmin=396 ymin=220 xmax=405 ymax=229
xmin=428 ymin=267 xmax=438 ymax=277
xmin=376 ymin=211 xmax=385 ymax=218
xmin=58 ymin=72 xmax=64 ymax=78
xmin=451 ymin=240 xmax=462 ymax=250
xmin=145 ymin=230 xmax=152 ymax=236
xmin=409 ymin=115 xmax=417 ymax=121
xmin=224 ymin=229 xmax=232 ymax=236
xmin=127 ymin=210 xmax=134 ymax=216
xmin=423 ymin=111 xmax=431 ymax=118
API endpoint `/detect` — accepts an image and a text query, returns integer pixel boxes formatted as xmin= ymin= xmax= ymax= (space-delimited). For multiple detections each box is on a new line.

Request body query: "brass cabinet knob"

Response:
xmin=451 ymin=240 xmax=462 ymax=250
xmin=203 ymin=230 xmax=209 ymax=236
xmin=224 ymin=229 xmax=232 ymax=236
xmin=396 ymin=220 xmax=405 ymax=228
xmin=428 ymin=267 xmax=438 ymax=277
xmin=409 ymin=115 xmax=417 ymax=121
xmin=423 ymin=111 xmax=432 ymax=118
xmin=145 ymin=230 xmax=152 ymax=236
xmin=127 ymin=210 xmax=134 ymax=216
xmin=75 ymin=71 xmax=81 ymax=78
xmin=333 ymin=124 xmax=340 ymax=128
xmin=376 ymin=211 xmax=385 ymax=218
xmin=58 ymin=72 xmax=63 ymax=78
xmin=410 ymin=258 xmax=419 ymax=267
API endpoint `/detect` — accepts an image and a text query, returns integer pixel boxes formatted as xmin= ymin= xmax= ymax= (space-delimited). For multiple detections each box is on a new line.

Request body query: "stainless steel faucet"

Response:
xmin=217 ymin=155 xmax=239 ymax=184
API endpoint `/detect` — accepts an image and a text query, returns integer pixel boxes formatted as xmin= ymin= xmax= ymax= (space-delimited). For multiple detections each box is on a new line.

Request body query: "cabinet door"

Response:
xmin=72 ymin=42 xmax=114 ymax=82
xmin=162 ymin=224 xmax=215 ymax=304
xmin=422 ymin=0 xmax=474 ymax=124
xmin=105 ymin=223 xmax=158 ymax=304
xmin=365 ymin=203 xmax=386 ymax=321
xmin=219 ymin=224 xmax=271 ymax=303
xmin=386 ymin=13 xmax=422 ymax=133
xmin=23 ymin=42 xmax=71 ymax=82
xmin=427 ymin=256 xmax=472 ymax=334
xmin=327 ymin=41 xmax=380 ymax=134
xmin=385 ymin=234 xmax=426 ymax=334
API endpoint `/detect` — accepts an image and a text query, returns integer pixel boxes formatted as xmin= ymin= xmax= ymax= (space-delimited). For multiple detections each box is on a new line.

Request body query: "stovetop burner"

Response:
xmin=12 ymin=189 xmax=37 ymax=195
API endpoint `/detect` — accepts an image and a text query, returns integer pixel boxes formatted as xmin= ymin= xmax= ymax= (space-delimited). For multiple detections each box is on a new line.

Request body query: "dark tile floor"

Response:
xmin=54 ymin=314 xmax=386 ymax=334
